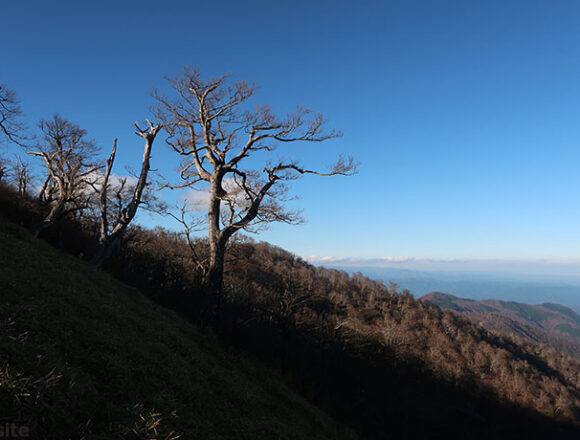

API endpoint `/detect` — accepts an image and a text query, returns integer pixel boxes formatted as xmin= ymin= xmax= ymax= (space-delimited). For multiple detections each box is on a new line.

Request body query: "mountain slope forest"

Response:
xmin=1 ymin=184 xmax=580 ymax=439
xmin=421 ymin=292 xmax=580 ymax=359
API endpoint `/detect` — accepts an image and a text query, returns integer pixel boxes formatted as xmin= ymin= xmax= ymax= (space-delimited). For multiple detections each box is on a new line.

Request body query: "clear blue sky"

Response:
xmin=3 ymin=0 xmax=580 ymax=262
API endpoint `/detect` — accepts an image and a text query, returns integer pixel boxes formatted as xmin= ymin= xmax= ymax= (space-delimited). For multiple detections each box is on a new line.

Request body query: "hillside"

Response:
xmin=420 ymin=292 xmax=580 ymax=358
xmin=3 ymin=185 xmax=580 ymax=439
xmin=109 ymin=228 xmax=580 ymax=439
xmin=0 ymin=219 xmax=357 ymax=440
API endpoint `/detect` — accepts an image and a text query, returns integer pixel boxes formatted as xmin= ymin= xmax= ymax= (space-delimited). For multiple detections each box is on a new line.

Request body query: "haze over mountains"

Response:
xmin=312 ymin=260 xmax=580 ymax=313
xmin=323 ymin=259 xmax=580 ymax=356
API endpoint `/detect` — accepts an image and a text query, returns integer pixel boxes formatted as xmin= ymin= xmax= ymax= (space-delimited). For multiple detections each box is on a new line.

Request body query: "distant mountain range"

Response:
xmin=420 ymin=292 xmax=580 ymax=358
xmin=328 ymin=265 xmax=580 ymax=313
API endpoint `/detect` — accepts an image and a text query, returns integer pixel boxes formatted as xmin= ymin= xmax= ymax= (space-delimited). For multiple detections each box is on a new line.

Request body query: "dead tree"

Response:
xmin=91 ymin=120 xmax=162 ymax=267
xmin=153 ymin=67 xmax=357 ymax=318
xmin=0 ymin=84 xmax=27 ymax=146
xmin=27 ymin=115 xmax=100 ymax=238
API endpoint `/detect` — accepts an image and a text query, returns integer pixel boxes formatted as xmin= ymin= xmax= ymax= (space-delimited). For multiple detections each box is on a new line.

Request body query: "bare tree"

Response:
xmin=91 ymin=120 xmax=162 ymax=267
xmin=153 ymin=67 xmax=357 ymax=317
xmin=12 ymin=156 xmax=33 ymax=197
xmin=266 ymin=267 xmax=312 ymax=375
xmin=0 ymin=155 xmax=9 ymax=183
xmin=27 ymin=115 xmax=100 ymax=238
xmin=0 ymin=84 xmax=26 ymax=146
xmin=164 ymin=200 xmax=208 ymax=275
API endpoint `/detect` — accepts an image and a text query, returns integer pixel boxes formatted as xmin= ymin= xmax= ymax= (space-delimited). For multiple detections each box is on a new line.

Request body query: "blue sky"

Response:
xmin=3 ymin=0 xmax=580 ymax=265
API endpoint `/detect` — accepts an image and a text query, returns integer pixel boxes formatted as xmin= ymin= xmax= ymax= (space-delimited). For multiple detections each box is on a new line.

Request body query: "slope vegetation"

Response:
xmin=421 ymin=292 xmax=580 ymax=358
xmin=113 ymin=230 xmax=580 ymax=439
xmin=3 ymin=183 xmax=580 ymax=439
xmin=0 ymin=219 xmax=356 ymax=440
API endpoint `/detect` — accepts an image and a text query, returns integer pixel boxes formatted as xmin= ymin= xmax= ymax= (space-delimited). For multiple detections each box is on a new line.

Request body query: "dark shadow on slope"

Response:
xmin=218 ymin=301 xmax=580 ymax=440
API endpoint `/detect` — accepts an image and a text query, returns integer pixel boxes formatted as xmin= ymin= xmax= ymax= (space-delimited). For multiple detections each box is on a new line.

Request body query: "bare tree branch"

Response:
xmin=164 ymin=201 xmax=208 ymax=275
xmin=97 ymin=138 xmax=117 ymax=244
xmin=0 ymin=84 xmax=28 ymax=146
xmin=153 ymin=66 xmax=358 ymax=318
xmin=27 ymin=115 xmax=100 ymax=238
xmin=91 ymin=122 xmax=163 ymax=267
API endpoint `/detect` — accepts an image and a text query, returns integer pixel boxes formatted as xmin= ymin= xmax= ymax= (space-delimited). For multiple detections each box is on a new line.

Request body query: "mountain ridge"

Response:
xmin=420 ymin=292 xmax=580 ymax=358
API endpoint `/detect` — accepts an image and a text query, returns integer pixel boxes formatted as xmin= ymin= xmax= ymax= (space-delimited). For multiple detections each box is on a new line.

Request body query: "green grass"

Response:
xmin=0 ymin=219 xmax=357 ymax=440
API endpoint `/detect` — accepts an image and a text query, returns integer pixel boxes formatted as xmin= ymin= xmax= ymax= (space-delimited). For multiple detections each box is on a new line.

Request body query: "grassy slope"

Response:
xmin=0 ymin=219 xmax=356 ymax=440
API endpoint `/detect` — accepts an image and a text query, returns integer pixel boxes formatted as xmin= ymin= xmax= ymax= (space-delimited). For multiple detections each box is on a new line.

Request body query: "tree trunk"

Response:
xmin=29 ymin=198 xmax=65 ymax=239
xmin=206 ymin=173 xmax=228 ymax=324
xmin=206 ymin=221 xmax=227 ymax=326
xmin=90 ymin=236 xmax=121 ymax=268
xmin=91 ymin=127 xmax=159 ymax=269
xmin=207 ymin=241 xmax=225 ymax=310
xmin=280 ymin=329 xmax=289 ymax=376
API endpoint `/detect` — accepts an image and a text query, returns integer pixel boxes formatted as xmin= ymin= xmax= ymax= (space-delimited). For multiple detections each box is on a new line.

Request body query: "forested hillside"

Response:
xmin=421 ymin=292 xmax=580 ymax=358
xmin=4 ymin=5 xmax=580 ymax=438
xmin=2 ymin=184 xmax=580 ymax=439
xmin=112 ymin=224 xmax=580 ymax=439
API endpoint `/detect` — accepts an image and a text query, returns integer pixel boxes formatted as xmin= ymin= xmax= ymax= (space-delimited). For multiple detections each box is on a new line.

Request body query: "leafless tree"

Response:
xmin=12 ymin=156 xmax=33 ymax=197
xmin=91 ymin=120 xmax=162 ymax=267
xmin=267 ymin=268 xmax=312 ymax=375
xmin=153 ymin=67 xmax=357 ymax=318
xmin=164 ymin=200 xmax=208 ymax=275
xmin=0 ymin=84 xmax=27 ymax=146
xmin=0 ymin=155 xmax=9 ymax=183
xmin=27 ymin=115 xmax=100 ymax=238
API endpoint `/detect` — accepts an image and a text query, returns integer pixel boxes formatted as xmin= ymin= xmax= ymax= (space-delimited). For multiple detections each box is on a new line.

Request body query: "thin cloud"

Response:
xmin=307 ymin=256 xmax=415 ymax=266
xmin=183 ymin=178 xmax=250 ymax=212
xmin=305 ymin=256 xmax=580 ymax=280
